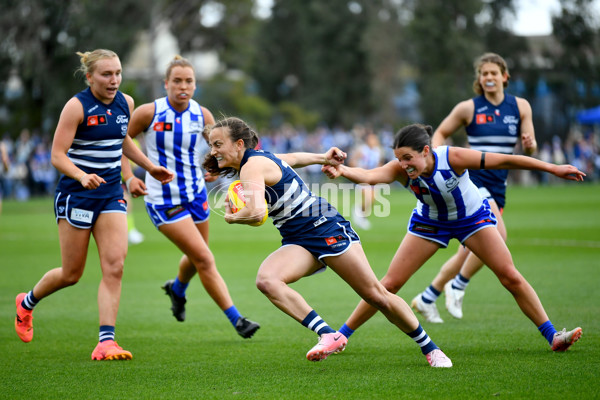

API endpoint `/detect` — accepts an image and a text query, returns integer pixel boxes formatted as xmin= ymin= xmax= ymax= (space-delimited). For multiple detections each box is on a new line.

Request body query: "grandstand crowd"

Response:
xmin=1 ymin=123 xmax=598 ymax=201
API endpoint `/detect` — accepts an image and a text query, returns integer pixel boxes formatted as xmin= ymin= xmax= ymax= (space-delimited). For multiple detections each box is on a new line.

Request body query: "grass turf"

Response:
xmin=1 ymin=182 xmax=599 ymax=399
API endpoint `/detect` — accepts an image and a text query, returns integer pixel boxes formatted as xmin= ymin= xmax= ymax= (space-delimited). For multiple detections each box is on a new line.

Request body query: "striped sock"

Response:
xmin=99 ymin=325 xmax=115 ymax=342
xmin=421 ymin=285 xmax=441 ymax=304
xmin=224 ymin=305 xmax=242 ymax=326
xmin=302 ymin=310 xmax=335 ymax=336
xmin=408 ymin=324 xmax=438 ymax=355
xmin=338 ymin=323 xmax=355 ymax=338
xmin=21 ymin=290 xmax=40 ymax=311
xmin=450 ymin=273 xmax=469 ymax=291
xmin=172 ymin=277 xmax=189 ymax=298
xmin=538 ymin=320 xmax=557 ymax=345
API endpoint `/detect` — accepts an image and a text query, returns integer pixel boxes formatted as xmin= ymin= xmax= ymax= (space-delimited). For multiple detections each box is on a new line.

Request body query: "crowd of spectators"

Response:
xmin=1 ymin=124 xmax=598 ymax=202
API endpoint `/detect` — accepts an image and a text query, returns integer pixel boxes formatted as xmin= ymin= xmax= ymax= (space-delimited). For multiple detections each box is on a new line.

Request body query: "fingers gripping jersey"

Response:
xmin=239 ymin=149 xmax=340 ymax=237
xmin=143 ymin=97 xmax=207 ymax=205
xmin=404 ymin=146 xmax=483 ymax=222
xmin=56 ymin=87 xmax=130 ymax=198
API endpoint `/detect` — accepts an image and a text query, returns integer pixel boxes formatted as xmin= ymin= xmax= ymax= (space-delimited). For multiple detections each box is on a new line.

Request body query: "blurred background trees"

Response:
xmin=1 ymin=0 xmax=600 ymax=144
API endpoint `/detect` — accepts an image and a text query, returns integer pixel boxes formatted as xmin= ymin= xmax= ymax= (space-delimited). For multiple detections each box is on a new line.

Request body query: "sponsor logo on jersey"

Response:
xmin=71 ymin=208 xmax=93 ymax=223
xmin=153 ymin=122 xmax=173 ymax=132
xmin=325 ymin=235 xmax=346 ymax=247
xmin=410 ymin=183 xmax=429 ymax=196
xmin=87 ymin=115 xmax=107 ymax=126
xmin=88 ymin=105 xmax=99 ymax=113
xmin=166 ymin=205 xmax=185 ymax=219
xmin=503 ymin=115 xmax=519 ymax=125
xmin=412 ymin=223 xmax=438 ymax=234
xmin=116 ymin=115 xmax=129 ymax=124
xmin=476 ymin=114 xmax=495 ymax=124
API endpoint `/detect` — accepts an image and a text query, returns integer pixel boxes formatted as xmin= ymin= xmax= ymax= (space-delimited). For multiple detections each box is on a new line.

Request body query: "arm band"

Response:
xmin=480 ymin=152 xmax=486 ymax=169
xmin=125 ymin=176 xmax=134 ymax=193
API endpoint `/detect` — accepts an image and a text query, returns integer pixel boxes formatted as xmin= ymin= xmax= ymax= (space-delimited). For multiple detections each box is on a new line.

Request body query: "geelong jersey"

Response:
xmin=404 ymin=146 xmax=483 ymax=221
xmin=143 ymin=97 xmax=207 ymax=205
xmin=240 ymin=149 xmax=341 ymax=237
xmin=56 ymin=87 xmax=129 ymax=198
xmin=466 ymin=94 xmax=521 ymax=206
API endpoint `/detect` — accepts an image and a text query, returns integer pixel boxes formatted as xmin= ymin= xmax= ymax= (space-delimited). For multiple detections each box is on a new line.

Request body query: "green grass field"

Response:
xmin=1 ymin=183 xmax=599 ymax=399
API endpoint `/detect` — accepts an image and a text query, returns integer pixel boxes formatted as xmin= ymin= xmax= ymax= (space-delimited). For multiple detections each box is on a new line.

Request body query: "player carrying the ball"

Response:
xmin=203 ymin=117 xmax=453 ymax=367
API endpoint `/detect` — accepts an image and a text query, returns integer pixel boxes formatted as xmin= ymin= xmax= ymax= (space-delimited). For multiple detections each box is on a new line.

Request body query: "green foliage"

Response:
xmin=0 ymin=0 xmax=152 ymax=136
xmin=552 ymin=0 xmax=600 ymax=109
xmin=252 ymin=0 xmax=372 ymax=126
xmin=1 ymin=184 xmax=599 ymax=398
xmin=277 ymin=101 xmax=321 ymax=130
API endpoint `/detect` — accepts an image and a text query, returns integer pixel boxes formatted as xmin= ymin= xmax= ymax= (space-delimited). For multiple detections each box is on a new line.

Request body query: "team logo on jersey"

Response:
xmin=190 ymin=121 xmax=201 ymax=131
xmin=476 ymin=114 xmax=495 ymax=124
xmin=153 ymin=122 xmax=173 ymax=132
xmin=445 ymin=177 xmax=459 ymax=191
xmin=87 ymin=115 xmax=107 ymax=126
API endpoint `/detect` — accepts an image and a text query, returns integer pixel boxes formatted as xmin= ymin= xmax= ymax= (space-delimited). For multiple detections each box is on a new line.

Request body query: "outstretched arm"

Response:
xmin=276 ymin=147 xmax=346 ymax=168
xmin=322 ymin=160 xmax=406 ymax=185
xmin=449 ymin=147 xmax=585 ymax=181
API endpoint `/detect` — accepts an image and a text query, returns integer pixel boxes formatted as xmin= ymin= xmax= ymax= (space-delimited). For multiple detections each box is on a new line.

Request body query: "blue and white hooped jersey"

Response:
xmin=143 ymin=97 xmax=207 ymax=205
xmin=56 ymin=87 xmax=130 ymax=199
xmin=466 ymin=94 xmax=521 ymax=206
xmin=404 ymin=146 xmax=483 ymax=222
xmin=240 ymin=149 xmax=341 ymax=237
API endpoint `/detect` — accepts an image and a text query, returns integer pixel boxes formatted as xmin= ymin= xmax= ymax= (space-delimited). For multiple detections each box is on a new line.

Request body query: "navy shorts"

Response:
xmin=145 ymin=191 xmax=210 ymax=229
xmin=282 ymin=216 xmax=360 ymax=266
xmin=54 ymin=192 xmax=127 ymax=229
xmin=407 ymin=199 xmax=497 ymax=248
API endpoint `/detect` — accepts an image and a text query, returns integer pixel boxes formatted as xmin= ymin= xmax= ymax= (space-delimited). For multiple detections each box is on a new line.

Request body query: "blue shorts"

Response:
xmin=407 ymin=199 xmax=497 ymax=248
xmin=281 ymin=216 xmax=360 ymax=266
xmin=145 ymin=193 xmax=210 ymax=229
xmin=54 ymin=192 xmax=127 ymax=229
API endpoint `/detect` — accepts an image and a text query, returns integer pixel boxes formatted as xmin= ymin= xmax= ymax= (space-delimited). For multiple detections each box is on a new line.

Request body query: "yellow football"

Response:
xmin=227 ymin=180 xmax=268 ymax=226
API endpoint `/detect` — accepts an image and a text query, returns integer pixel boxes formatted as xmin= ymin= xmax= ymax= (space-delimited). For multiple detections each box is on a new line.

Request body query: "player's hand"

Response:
xmin=321 ymin=164 xmax=342 ymax=179
xmin=521 ymin=133 xmax=537 ymax=155
xmin=149 ymin=166 xmax=174 ymax=185
xmin=80 ymin=173 xmax=106 ymax=190
xmin=127 ymin=176 xmax=147 ymax=197
xmin=324 ymin=147 xmax=347 ymax=166
xmin=204 ymin=171 xmax=219 ymax=183
xmin=553 ymin=164 xmax=586 ymax=182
